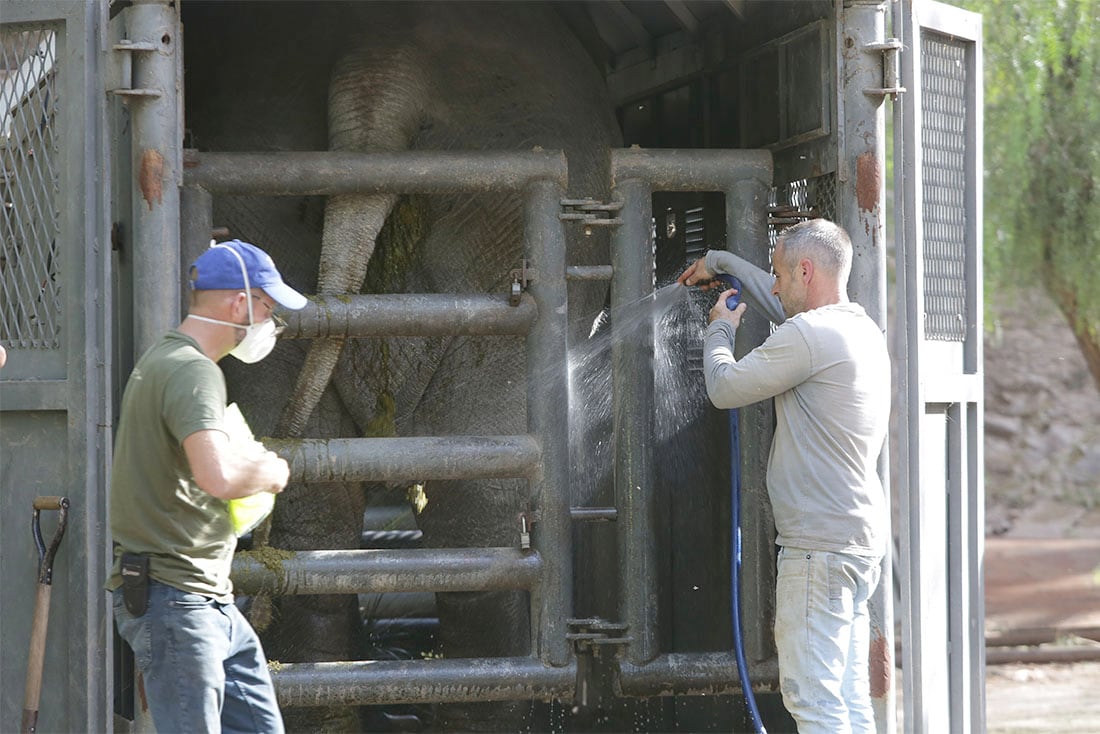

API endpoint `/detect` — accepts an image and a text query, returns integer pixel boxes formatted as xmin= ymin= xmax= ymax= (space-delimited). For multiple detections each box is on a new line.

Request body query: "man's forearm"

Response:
xmin=704 ymin=250 xmax=786 ymax=324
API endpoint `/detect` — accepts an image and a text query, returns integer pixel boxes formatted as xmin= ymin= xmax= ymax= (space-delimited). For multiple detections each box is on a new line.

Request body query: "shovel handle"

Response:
xmin=22 ymin=497 xmax=68 ymax=734
xmin=31 ymin=496 xmax=69 ymax=586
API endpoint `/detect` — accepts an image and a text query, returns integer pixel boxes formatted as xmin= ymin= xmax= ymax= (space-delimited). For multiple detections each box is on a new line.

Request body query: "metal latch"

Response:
xmin=560 ymin=198 xmax=623 ymax=235
xmin=864 ymin=38 xmax=906 ymax=99
xmin=518 ymin=510 xmax=540 ymax=550
xmin=566 ymin=618 xmax=632 ymax=709
xmin=110 ymin=40 xmax=162 ymax=98
xmin=508 ymin=260 xmax=537 ymax=307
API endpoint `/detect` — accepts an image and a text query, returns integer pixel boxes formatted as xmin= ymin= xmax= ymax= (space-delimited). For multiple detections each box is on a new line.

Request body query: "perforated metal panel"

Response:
xmin=1 ymin=26 xmax=62 ymax=349
xmin=921 ymin=33 xmax=968 ymax=342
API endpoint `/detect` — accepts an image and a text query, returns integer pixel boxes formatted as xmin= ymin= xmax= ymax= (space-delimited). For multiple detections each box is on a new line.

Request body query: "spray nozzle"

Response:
xmin=714 ymin=274 xmax=742 ymax=310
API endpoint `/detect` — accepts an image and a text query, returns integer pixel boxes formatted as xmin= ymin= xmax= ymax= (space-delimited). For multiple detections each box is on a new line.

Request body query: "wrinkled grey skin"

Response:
xmin=184 ymin=2 xmax=620 ymax=730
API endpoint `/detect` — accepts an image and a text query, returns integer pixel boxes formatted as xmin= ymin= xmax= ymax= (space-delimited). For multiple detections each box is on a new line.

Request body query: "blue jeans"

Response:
xmin=113 ymin=581 xmax=284 ymax=734
xmin=774 ymin=547 xmax=881 ymax=734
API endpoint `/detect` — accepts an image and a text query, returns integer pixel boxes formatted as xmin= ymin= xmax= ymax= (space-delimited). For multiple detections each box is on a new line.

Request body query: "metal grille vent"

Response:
xmin=920 ymin=33 xmax=968 ymax=342
xmin=1 ymin=26 xmax=62 ymax=349
xmin=768 ymin=172 xmax=836 ymax=248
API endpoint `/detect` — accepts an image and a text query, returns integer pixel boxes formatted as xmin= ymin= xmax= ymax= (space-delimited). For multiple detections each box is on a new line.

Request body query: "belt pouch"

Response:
xmin=119 ymin=553 xmax=149 ymax=617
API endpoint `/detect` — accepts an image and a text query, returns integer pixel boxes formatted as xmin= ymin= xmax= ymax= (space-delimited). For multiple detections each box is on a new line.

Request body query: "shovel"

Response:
xmin=20 ymin=496 xmax=70 ymax=734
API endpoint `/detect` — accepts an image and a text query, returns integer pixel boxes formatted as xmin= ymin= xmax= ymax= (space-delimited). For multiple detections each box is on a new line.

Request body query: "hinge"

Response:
xmin=566 ymin=618 xmax=632 ymax=709
xmin=110 ymin=40 xmax=162 ymax=98
xmin=560 ymin=198 xmax=623 ymax=235
xmin=863 ymin=38 xmax=906 ymax=100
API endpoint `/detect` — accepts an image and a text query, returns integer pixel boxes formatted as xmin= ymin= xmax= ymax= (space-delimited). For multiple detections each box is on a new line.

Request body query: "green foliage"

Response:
xmin=956 ymin=0 xmax=1100 ymax=336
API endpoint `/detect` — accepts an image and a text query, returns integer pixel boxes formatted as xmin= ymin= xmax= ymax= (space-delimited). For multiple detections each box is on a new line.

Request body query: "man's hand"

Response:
xmin=677 ymin=257 xmax=716 ymax=288
xmin=709 ymin=289 xmax=748 ymax=327
xmin=259 ymin=451 xmax=290 ymax=495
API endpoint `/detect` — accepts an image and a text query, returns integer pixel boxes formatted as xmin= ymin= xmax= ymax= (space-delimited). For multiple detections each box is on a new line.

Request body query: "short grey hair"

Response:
xmin=776 ymin=219 xmax=852 ymax=282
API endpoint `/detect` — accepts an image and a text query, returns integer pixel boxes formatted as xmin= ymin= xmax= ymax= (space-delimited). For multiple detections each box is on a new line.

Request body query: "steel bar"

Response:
xmin=129 ymin=0 xmax=182 ymax=356
xmin=569 ymin=507 xmax=618 ymax=522
xmin=985 ymin=646 xmax=1100 ymax=666
xmin=565 ymin=265 xmax=614 ymax=281
xmin=617 ymin=653 xmax=780 ymax=697
xmin=611 ymin=148 xmax=772 ymax=191
xmin=842 ymin=5 xmax=896 ymax=733
xmin=264 ymin=436 xmax=541 ymax=483
xmin=179 ymin=186 xmax=212 ymax=316
xmin=231 ymin=548 xmax=541 ymax=596
xmin=611 ymin=177 xmax=658 ymax=666
xmin=271 ymin=657 xmax=575 ymax=708
xmin=726 ymin=170 xmax=775 ymax=665
xmin=281 ymin=294 xmax=536 ymax=338
xmin=182 ymin=150 xmax=568 ymax=195
xmin=986 ymin=628 xmax=1100 ymax=648
xmin=524 ymin=179 xmax=573 ymax=666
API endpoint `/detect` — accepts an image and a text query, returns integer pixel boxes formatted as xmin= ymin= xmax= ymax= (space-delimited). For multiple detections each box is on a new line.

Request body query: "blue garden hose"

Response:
xmin=716 ymin=274 xmax=767 ymax=734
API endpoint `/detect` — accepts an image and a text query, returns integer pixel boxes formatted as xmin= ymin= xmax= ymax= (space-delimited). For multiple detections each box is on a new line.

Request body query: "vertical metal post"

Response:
xmin=525 ymin=180 xmax=573 ymax=666
xmin=611 ymin=178 xmax=657 ymax=665
xmin=840 ymin=2 xmax=895 ymax=732
xmin=128 ymin=0 xmax=182 ymax=357
xmin=725 ymin=177 xmax=775 ymax=662
xmin=179 ymin=187 xmax=213 ymax=317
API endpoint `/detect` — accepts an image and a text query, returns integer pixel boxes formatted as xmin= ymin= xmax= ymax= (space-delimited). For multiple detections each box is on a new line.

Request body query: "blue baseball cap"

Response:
xmin=189 ymin=239 xmax=308 ymax=310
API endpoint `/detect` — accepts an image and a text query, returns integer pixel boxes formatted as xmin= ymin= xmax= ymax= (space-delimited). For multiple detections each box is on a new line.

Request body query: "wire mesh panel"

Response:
xmin=768 ymin=172 xmax=837 ymax=248
xmin=1 ymin=25 xmax=62 ymax=349
xmin=920 ymin=32 xmax=968 ymax=342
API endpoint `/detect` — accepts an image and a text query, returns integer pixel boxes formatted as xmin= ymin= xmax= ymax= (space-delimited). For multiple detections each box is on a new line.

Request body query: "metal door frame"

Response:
xmin=0 ymin=1 xmax=113 ymax=732
xmin=895 ymin=1 xmax=985 ymax=732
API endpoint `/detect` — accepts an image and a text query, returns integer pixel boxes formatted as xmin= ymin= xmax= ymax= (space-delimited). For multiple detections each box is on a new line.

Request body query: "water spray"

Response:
xmin=715 ymin=273 xmax=767 ymax=734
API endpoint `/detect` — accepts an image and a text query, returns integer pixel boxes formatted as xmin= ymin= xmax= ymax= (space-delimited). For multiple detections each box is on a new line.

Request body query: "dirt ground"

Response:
xmin=979 ymin=290 xmax=1100 ymax=734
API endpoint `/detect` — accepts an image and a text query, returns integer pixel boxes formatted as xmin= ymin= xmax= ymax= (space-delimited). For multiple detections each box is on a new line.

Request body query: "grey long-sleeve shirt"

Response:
xmin=702 ymin=250 xmax=890 ymax=556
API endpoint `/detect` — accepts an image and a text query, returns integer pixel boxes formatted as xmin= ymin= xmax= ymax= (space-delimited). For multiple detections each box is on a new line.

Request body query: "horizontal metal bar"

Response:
xmin=569 ymin=507 xmax=618 ymax=522
xmin=611 ymin=148 xmax=773 ymax=190
xmin=232 ymin=548 xmax=541 ymax=595
xmin=617 ymin=653 xmax=780 ymax=697
xmin=0 ymin=379 xmax=68 ymax=411
xmin=264 ymin=435 xmax=542 ymax=483
xmin=282 ymin=294 xmax=536 ymax=338
xmin=272 ymin=657 xmax=575 ymax=707
xmin=182 ymin=150 xmax=568 ymax=195
xmin=565 ymin=265 xmax=614 ymax=281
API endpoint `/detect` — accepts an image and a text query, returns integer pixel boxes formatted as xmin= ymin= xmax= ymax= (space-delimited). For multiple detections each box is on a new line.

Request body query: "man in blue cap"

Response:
xmin=107 ymin=240 xmax=307 ymax=734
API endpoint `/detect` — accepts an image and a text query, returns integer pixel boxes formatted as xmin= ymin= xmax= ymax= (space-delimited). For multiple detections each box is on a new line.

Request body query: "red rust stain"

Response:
xmin=139 ymin=148 xmax=165 ymax=210
xmin=869 ymin=628 xmax=892 ymax=698
xmin=137 ymin=670 xmax=149 ymax=712
xmin=856 ymin=151 xmax=881 ymax=213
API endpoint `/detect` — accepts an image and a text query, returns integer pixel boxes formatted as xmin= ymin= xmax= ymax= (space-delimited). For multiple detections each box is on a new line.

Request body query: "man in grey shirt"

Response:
xmin=678 ymin=219 xmax=889 ymax=734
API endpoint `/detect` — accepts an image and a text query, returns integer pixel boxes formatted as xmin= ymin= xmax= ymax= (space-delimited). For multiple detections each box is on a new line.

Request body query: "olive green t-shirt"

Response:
xmin=106 ymin=330 xmax=236 ymax=601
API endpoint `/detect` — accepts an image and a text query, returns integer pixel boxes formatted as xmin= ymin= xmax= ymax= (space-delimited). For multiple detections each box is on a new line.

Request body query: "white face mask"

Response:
xmin=230 ymin=317 xmax=278 ymax=363
xmin=186 ymin=313 xmax=278 ymax=363
xmin=187 ymin=244 xmax=280 ymax=363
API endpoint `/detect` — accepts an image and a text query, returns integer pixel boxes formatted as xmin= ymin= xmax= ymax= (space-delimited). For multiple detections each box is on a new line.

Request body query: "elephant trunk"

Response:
xmin=276 ymin=41 xmax=429 ymax=438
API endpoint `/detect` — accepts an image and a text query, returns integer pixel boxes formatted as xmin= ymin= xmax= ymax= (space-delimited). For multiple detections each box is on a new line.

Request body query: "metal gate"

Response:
xmin=180 ymin=146 xmax=776 ymax=707
xmin=0 ymin=2 xmax=113 ymax=732
xmin=895 ymin=2 xmax=985 ymax=732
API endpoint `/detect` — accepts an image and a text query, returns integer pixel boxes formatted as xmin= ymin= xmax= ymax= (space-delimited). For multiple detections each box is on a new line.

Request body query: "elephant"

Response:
xmin=182 ymin=2 xmax=622 ymax=730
